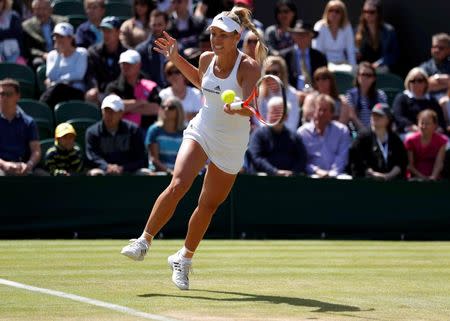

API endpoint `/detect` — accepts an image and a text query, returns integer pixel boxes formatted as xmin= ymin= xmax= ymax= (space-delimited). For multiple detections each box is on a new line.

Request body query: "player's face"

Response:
xmin=210 ymin=27 xmax=240 ymax=54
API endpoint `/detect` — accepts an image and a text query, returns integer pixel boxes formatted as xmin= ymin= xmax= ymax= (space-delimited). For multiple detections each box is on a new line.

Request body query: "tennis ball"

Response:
xmin=221 ymin=89 xmax=236 ymax=104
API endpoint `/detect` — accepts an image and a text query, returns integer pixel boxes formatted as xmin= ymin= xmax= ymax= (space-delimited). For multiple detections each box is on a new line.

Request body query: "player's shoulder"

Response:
xmin=239 ymin=53 xmax=260 ymax=77
xmin=199 ymin=51 xmax=215 ymax=67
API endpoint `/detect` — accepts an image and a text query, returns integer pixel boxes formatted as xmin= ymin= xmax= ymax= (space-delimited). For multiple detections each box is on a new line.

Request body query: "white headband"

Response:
xmin=208 ymin=13 xmax=242 ymax=34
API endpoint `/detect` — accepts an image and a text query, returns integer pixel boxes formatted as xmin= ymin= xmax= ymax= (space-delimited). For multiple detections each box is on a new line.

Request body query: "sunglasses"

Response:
xmin=328 ymin=8 xmax=341 ymax=14
xmin=358 ymin=72 xmax=375 ymax=78
xmin=0 ymin=91 xmax=15 ymax=97
xmin=247 ymin=39 xmax=258 ymax=45
xmin=162 ymin=105 xmax=176 ymax=111
xmin=363 ymin=9 xmax=377 ymax=14
xmin=409 ymin=78 xmax=426 ymax=84
xmin=265 ymin=70 xmax=280 ymax=76
xmin=432 ymin=45 xmax=448 ymax=51
xmin=166 ymin=70 xmax=181 ymax=76
xmin=278 ymin=8 xmax=291 ymax=14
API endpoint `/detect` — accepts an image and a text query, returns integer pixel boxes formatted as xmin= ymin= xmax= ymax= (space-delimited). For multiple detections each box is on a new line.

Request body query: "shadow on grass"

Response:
xmin=139 ymin=289 xmax=372 ymax=313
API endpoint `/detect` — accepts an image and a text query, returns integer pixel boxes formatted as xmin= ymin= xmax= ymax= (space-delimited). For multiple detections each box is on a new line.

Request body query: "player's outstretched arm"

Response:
xmin=154 ymin=31 xmax=201 ymax=89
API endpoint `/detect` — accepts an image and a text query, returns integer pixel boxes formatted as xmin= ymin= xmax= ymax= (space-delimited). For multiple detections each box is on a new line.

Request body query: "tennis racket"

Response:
xmin=228 ymin=74 xmax=287 ymax=127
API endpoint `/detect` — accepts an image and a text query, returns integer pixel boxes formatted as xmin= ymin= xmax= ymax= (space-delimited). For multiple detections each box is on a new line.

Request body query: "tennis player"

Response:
xmin=121 ymin=7 xmax=267 ymax=290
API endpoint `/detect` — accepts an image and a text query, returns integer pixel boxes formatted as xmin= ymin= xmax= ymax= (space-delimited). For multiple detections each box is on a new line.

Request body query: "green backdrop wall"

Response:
xmin=1 ymin=176 xmax=449 ymax=240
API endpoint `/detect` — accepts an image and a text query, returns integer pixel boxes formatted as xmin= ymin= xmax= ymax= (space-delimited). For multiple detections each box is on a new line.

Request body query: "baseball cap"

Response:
xmin=208 ymin=12 xmax=242 ymax=34
xmin=234 ymin=0 xmax=253 ymax=7
xmin=289 ymin=21 xmax=318 ymax=38
xmin=371 ymin=103 xmax=392 ymax=118
xmin=53 ymin=22 xmax=74 ymax=37
xmin=119 ymin=49 xmax=141 ymax=64
xmin=101 ymin=94 xmax=124 ymax=112
xmin=100 ymin=16 xmax=122 ymax=30
xmin=55 ymin=123 xmax=76 ymax=138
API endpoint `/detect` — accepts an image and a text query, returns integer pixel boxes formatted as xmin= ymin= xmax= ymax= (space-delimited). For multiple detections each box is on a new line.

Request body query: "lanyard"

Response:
xmin=376 ymin=134 xmax=389 ymax=163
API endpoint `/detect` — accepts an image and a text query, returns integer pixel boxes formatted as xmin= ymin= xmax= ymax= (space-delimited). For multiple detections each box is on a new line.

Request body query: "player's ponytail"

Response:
xmin=229 ymin=7 xmax=267 ymax=65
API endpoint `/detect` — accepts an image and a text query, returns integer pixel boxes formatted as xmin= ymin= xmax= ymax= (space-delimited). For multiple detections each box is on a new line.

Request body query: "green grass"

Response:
xmin=0 ymin=240 xmax=449 ymax=321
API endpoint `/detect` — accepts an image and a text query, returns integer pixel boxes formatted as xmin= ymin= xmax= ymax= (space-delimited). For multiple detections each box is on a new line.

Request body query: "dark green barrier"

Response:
xmin=1 ymin=175 xmax=449 ymax=239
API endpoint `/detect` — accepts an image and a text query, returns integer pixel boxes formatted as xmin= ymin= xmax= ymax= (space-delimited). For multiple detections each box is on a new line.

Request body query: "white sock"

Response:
xmin=140 ymin=231 xmax=154 ymax=244
xmin=180 ymin=246 xmax=194 ymax=261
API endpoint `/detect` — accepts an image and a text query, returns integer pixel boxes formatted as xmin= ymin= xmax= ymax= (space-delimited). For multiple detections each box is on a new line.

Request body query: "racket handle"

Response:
xmin=230 ymin=101 xmax=243 ymax=110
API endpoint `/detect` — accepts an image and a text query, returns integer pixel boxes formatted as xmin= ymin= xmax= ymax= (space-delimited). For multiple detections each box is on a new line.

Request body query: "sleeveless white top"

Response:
xmin=183 ymin=50 xmax=250 ymax=174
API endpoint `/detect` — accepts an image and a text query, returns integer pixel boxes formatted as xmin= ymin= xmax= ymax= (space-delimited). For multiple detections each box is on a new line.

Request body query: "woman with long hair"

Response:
xmin=0 ymin=0 xmax=25 ymax=64
xmin=159 ymin=60 xmax=203 ymax=124
xmin=354 ymin=0 xmax=399 ymax=73
xmin=345 ymin=61 xmax=387 ymax=131
xmin=121 ymin=6 xmax=267 ymax=290
xmin=264 ymin=0 xmax=298 ymax=56
xmin=120 ymin=0 xmax=155 ymax=48
xmin=313 ymin=0 xmax=356 ymax=70
xmin=302 ymin=66 xmax=351 ymax=125
xmin=145 ymin=97 xmax=185 ymax=174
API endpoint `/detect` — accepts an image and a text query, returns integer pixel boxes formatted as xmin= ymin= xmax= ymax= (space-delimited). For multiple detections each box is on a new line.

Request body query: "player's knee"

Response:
xmin=165 ymin=179 xmax=190 ymax=200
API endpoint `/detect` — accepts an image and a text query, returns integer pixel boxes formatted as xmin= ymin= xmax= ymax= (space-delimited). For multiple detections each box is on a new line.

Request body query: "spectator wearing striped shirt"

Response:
xmin=44 ymin=123 xmax=83 ymax=176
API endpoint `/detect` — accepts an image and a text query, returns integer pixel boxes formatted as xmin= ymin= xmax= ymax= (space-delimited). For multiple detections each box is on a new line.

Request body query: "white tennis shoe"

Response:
xmin=120 ymin=238 xmax=149 ymax=261
xmin=168 ymin=251 xmax=192 ymax=290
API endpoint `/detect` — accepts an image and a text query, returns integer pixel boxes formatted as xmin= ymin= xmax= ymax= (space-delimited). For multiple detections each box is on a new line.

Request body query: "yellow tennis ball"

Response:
xmin=221 ymin=89 xmax=236 ymax=104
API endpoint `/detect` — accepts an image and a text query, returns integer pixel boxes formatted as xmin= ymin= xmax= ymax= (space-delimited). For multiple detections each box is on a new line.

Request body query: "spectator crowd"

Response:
xmin=1 ymin=0 xmax=449 ymax=181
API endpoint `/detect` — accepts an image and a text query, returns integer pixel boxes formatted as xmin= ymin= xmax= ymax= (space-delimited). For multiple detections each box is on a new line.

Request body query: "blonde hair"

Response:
xmin=261 ymin=55 xmax=289 ymax=86
xmin=322 ymin=0 xmax=349 ymax=28
xmin=404 ymin=67 xmax=429 ymax=92
xmin=226 ymin=6 xmax=268 ymax=65
xmin=157 ymin=97 xmax=185 ymax=131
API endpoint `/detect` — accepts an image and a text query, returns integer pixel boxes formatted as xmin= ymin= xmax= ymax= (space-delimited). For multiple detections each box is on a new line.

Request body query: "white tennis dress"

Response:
xmin=183 ymin=50 xmax=250 ymax=174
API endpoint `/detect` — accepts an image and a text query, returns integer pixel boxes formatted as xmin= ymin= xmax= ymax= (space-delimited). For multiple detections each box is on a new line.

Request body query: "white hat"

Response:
xmin=101 ymin=94 xmax=124 ymax=112
xmin=119 ymin=49 xmax=141 ymax=64
xmin=53 ymin=22 xmax=74 ymax=37
xmin=208 ymin=13 xmax=242 ymax=34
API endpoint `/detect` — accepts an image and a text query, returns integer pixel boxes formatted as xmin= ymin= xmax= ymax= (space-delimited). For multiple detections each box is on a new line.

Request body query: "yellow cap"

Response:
xmin=55 ymin=123 xmax=76 ymax=139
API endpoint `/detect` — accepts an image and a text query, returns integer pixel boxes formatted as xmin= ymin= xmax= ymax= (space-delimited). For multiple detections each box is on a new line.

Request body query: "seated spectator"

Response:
xmin=405 ymin=109 xmax=448 ymax=180
xmin=302 ymin=67 xmax=351 ymax=125
xmin=242 ymin=28 xmax=263 ymax=61
xmin=135 ymin=9 xmax=169 ymax=88
xmin=194 ymin=0 xmax=234 ymax=24
xmin=345 ymin=61 xmax=387 ymax=131
xmin=247 ymin=96 xmax=306 ymax=176
xmin=355 ymin=0 xmax=399 ymax=73
xmin=167 ymin=0 xmax=206 ymax=55
xmin=22 ymin=0 xmax=67 ymax=69
xmin=264 ymin=0 xmax=297 ymax=56
xmin=13 ymin=0 xmax=32 ymax=20
xmin=0 ymin=78 xmax=41 ymax=176
xmin=349 ymin=103 xmax=407 ymax=180
xmin=282 ymin=20 xmax=327 ymax=92
xmin=392 ymin=67 xmax=446 ymax=136
xmin=40 ymin=22 xmax=87 ymax=109
xmin=0 ymin=0 xmax=25 ymax=64
xmin=85 ymin=94 xmax=148 ymax=175
xmin=297 ymin=94 xmax=351 ymax=178
xmin=233 ymin=0 xmax=263 ymax=48
xmin=420 ymin=33 xmax=450 ymax=99
xmin=119 ymin=0 xmax=155 ymax=49
xmin=85 ymin=16 xmax=126 ymax=105
xmin=313 ymin=0 xmax=356 ymax=72
xmin=44 ymin=123 xmax=83 ymax=176
xmin=159 ymin=60 xmax=202 ymax=124
xmin=145 ymin=97 xmax=185 ymax=174
xmin=76 ymin=0 xmax=105 ymax=49
xmin=258 ymin=55 xmax=301 ymax=132
xmin=438 ymin=78 xmax=450 ymax=135
xmin=105 ymin=49 xmax=161 ymax=130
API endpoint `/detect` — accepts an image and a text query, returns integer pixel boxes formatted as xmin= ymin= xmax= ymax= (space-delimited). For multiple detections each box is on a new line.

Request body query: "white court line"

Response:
xmin=0 ymin=278 xmax=182 ymax=321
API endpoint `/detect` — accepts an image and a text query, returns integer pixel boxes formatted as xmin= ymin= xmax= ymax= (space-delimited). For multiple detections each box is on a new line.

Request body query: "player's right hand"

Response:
xmin=153 ymin=31 xmax=178 ymax=60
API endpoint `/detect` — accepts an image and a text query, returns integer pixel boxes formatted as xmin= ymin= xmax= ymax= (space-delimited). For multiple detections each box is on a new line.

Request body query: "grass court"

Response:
xmin=1 ymin=240 xmax=449 ymax=321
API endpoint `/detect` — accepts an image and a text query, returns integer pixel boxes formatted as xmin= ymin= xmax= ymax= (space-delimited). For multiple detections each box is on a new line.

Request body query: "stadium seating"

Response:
xmin=66 ymin=117 xmax=97 ymax=150
xmin=0 ymin=62 xmax=36 ymax=98
xmin=38 ymin=138 xmax=56 ymax=167
xmin=377 ymin=72 xmax=404 ymax=91
xmin=51 ymin=0 xmax=85 ymax=16
xmin=19 ymin=99 xmax=54 ymax=140
xmin=67 ymin=14 xmax=88 ymax=30
xmin=333 ymin=70 xmax=354 ymax=94
xmin=54 ymin=100 xmax=101 ymax=125
xmin=105 ymin=1 xmax=133 ymax=21
xmin=380 ymin=87 xmax=402 ymax=107
xmin=36 ymin=64 xmax=46 ymax=95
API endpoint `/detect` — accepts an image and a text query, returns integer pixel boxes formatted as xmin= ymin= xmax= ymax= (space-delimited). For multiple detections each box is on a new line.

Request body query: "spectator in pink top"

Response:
xmin=404 ymin=109 xmax=448 ymax=180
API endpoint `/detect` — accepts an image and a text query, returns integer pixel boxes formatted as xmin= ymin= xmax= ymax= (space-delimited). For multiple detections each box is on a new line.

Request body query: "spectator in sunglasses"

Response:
xmin=354 ymin=0 xmax=399 ymax=73
xmin=392 ymin=67 xmax=446 ymax=137
xmin=420 ymin=33 xmax=450 ymax=99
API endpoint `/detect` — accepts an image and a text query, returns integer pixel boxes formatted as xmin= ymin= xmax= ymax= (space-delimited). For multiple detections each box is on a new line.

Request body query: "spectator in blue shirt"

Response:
xmin=75 ymin=0 xmax=106 ymax=48
xmin=297 ymin=93 xmax=351 ymax=178
xmin=247 ymin=96 xmax=306 ymax=176
xmin=0 ymin=78 xmax=41 ymax=176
